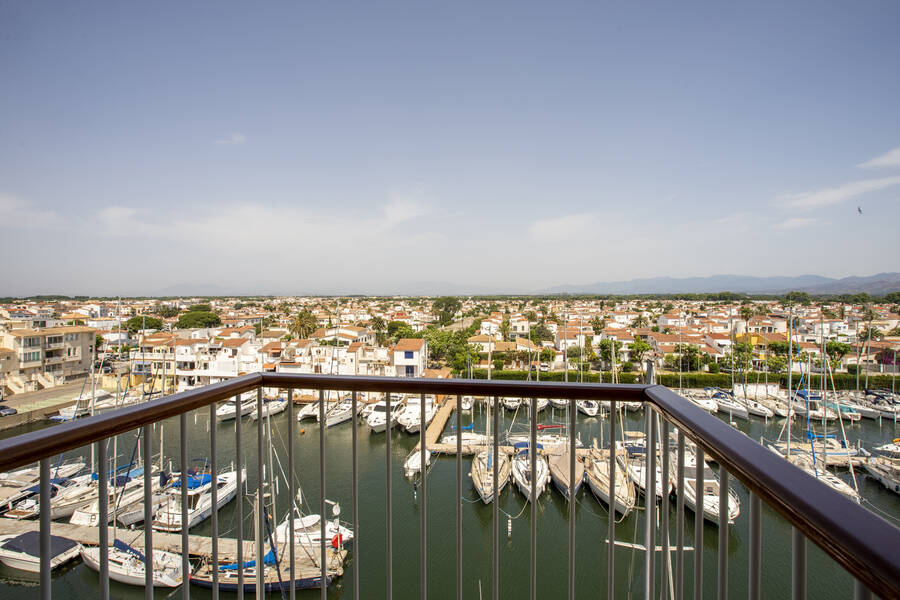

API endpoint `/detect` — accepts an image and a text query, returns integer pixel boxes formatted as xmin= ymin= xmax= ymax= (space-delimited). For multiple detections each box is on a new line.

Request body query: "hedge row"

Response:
xmin=467 ymin=369 xmax=896 ymax=391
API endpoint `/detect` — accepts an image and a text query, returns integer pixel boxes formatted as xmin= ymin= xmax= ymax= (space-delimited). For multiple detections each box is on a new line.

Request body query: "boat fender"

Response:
xmin=301 ymin=429 xmax=306 ymax=435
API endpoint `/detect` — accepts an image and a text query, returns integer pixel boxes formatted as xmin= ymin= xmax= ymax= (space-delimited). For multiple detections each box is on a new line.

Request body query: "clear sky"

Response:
xmin=2 ymin=2 xmax=899 ymax=295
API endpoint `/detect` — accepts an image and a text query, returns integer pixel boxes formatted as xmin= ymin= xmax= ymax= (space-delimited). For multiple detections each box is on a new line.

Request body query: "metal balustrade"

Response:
xmin=0 ymin=373 xmax=897 ymax=599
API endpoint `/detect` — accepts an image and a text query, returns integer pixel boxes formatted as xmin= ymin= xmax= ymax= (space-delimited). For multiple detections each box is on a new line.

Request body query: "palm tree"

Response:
xmin=630 ymin=315 xmax=649 ymax=328
xmin=370 ymin=316 xmax=387 ymax=345
xmin=289 ymin=310 xmax=317 ymax=340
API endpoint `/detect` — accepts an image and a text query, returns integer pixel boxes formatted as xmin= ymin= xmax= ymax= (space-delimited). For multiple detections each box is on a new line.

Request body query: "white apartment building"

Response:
xmin=0 ymin=326 xmax=96 ymax=394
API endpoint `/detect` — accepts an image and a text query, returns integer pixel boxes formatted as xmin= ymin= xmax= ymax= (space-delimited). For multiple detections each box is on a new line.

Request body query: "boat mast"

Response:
xmin=787 ymin=305 xmax=793 ymax=458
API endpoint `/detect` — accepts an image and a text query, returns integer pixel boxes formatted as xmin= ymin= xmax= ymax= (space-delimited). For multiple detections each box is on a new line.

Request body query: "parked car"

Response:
xmin=0 ymin=405 xmax=18 ymax=417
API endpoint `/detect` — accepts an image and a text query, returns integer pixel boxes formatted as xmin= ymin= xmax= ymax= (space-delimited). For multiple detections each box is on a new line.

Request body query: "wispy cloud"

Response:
xmin=858 ymin=146 xmax=900 ymax=169
xmin=774 ymin=217 xmax=821 ymax=230
xmin=774 ymin=176 xmax=900 ymax=210
xmin=214 ymin=133 xmax=247 ymax=146
xmin=0 ymin=194 xmax=64 ymax=229
xmin=528 ymin=212 xmax=600 ymax=239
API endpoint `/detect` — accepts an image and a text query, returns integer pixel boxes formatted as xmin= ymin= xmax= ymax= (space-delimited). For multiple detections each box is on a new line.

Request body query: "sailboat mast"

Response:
xmin=787 ymin=306 xmax=793 ymax=457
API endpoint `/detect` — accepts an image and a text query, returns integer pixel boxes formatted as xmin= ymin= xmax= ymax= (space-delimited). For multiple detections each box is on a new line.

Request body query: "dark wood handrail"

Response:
xmin=0 ymin=373 xmax=896 ymax=596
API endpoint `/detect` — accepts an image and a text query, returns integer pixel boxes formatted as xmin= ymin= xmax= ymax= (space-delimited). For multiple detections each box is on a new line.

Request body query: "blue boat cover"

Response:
xmin=220 ymin=548 xmax=276 ymax=570
xmin=451 ymin=423 xmax=474 ymax=430
xmin=113 ymin=539 xmax=145 ymax=562
xmin=173 ymin=473 xmax=212 ymax=489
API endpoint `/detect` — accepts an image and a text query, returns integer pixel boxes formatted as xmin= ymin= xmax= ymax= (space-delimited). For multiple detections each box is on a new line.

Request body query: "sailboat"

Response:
xmin=152 ymin=467 xmax=243 ymax=532
xmin=471 ymin=449 xmax=510 ymax=504
xmin=318 ymin=398 xmax=364 ymax=428
xmin=249 ymin=397 xmax=288 ymax=421
xmin=0 ymin=532 xmax=80 ymax=573
xmin=584 ymin=445 xmax=635 ymax=517
xmin=81 ymin=540 xmax=188 ymax=587
xmin=511 ymin=442 xmax=550 ymax=502
xmin=615 ymin=435 xmax=670 ymax=499
xmin=576 ymin=400 xmax=600 ymax=417
xmin=675 ymin=446 xmax=740 ymax=524
xmin=216 ymin=392 xmax=256 ymax=422
xmin=547 ymin=396 xmax=584 ymax=501
xmin=397 ymin=395 xmax=436 ymax=434
xmin=366 ymin=397 xmax=406 ymax=433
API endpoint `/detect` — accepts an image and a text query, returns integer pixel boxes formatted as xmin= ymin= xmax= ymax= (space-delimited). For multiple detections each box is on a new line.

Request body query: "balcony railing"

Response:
xmin=0 ymin=373 xmax=897 ymax=599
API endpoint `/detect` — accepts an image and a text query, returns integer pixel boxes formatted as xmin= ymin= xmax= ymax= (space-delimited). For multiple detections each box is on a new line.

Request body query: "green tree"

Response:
xmin=289 ymin=310 xmax=318 ymax=339
xmin=630 ymin=337 xmax=652 ymax=373
xmin=767 ymin=341 xmax=790 ymax=356
xmin=630 ymin=315 xmax=649 ymax=328
xmin=540 ymin=347 xmax=556 ymax=363
xmin=387 ymin=320 xmax=416 ymax=341
xmin=176 ymin=311 xmax=221 ymax=329
xmin=189 ymin=303 xmax=212 ymax=313
xmin=370 ymin=316 xmax=387 ymax=345
xmin=155 ymin=305 xmax=180 ymax=318
xmin=598 ymin=339 xmax=623 ymax=364
xmin=95 ymin=334 xmax=104 ymax=351
xmin=785 ymin=291 xmax=811 ymax=306
xmin=590 ymin=316 xmax=606 ymax=335
xmin=124 ymin=316 xmax=163 ymax=333
xmin=825 ymin=341 xmax=851 ymax=366
xmin=433 ymin=297 xmax=462 ymax=326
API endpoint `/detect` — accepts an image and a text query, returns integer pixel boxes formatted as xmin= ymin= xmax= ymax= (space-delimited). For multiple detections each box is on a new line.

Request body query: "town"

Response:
xmin=1 ymin=293 xmax=897 ymax=401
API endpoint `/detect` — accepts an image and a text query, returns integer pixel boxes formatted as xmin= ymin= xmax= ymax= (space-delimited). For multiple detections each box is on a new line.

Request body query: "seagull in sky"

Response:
xmin=858 ymin=206 xmax=863 ymax=215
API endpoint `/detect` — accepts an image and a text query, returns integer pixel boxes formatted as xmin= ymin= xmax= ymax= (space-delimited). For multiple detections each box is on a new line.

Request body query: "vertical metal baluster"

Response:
xmin=319 ymin=389 xmax=327 ymax=598
xmin=661 ymin=419 xmax=670 ymax=600
xmin=694 ymin=446 xmax=704 ymax=600
xmin=854 ymin=580 xmax=871 ymax=600
xmin=256 ymin=388 xmax=265 ymax=595
xmin=608 ymin=399 xmax=616 ymax=600
xmin=492 ymin=395 xmax=499 ymax=600
xmin=568 ymin=396 xmax=576 ymax=600
xmin=792 ymin=529 xmax=806 ymax=600
xmin=181 ymin=412 xmax=190 ymax=599
xmin=420 ymin=392 xmax=427 ymax=600
xmin=676 ymin=433 xmax=685 ymax=600
xmin=645 ymin=408 xmax=657 ymax=600
xmin=39 ymin=457 xmax=50 ymax=600
xmin=144 ymin=425 xmax=153 ymax=599
xmin=748 ymin=492 xmax=760 ymax=600
xmin=386 ymin=391 xmax=393 ymax=600
xmin=351 ymin=390 xmax=357 ymax=600
xmin=98 ymin=440 xmax=109 ymax=600
xmin=530 ymin=396 xmax=537 ymax=600
xmin=209 ymin=404 xmax=219 ymax=600
xmin=718 ymin=469 xmax=728 ymax=599
xmin=235 ymin=394 xmax=244 ymax=600
xmin=289 ymin=389 xmax=296 ymax=600
xmin=456 ymin=394 xmax=462 ymax=600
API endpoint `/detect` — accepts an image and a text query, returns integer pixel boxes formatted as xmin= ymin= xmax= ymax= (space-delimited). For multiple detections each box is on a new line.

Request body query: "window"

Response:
xmin=404 ymin=351 xmax=414 ymax=359
xmin=22 ymin=351 xmax=41 ymax=363
xmin=405 ymin=365 xmax=415 ymax=376
xmin=23 ymin=337 xmax=41 ymax=348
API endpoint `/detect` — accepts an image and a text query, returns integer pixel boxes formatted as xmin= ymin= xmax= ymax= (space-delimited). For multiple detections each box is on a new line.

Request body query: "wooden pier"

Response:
xmin=0 ymin=518 xmax=345 ymax=564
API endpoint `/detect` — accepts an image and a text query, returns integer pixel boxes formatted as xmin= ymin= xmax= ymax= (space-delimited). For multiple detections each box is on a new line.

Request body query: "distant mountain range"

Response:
xmin=145 ymin=273 xmax=900 ymax=297
xmin=542 ymin=272 xmax=900 ymax=295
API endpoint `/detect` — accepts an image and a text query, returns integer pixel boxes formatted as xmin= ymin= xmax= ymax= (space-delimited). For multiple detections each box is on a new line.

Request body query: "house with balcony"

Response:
xmin=0 ymin=326 xmax=96 ymax=394
xmin=392 ymin=338 xmax=427 ymax=377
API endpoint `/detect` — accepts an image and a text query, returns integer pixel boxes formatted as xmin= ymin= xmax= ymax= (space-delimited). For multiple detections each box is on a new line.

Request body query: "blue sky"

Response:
xmin=2 ymin=2 xmax=899 ymax=295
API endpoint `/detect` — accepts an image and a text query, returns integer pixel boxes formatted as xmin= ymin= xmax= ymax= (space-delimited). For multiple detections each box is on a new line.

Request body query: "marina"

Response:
xmin=0 ymin=386 xmax=897 ymax=598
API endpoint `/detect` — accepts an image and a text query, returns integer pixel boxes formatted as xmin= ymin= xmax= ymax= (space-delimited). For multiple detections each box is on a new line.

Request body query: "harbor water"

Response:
xmin=1 ymin=395 xmax=898 ymax=599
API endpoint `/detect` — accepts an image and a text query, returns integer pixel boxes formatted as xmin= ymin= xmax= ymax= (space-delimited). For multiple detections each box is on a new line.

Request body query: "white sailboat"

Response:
xmin=471 ymin=449 xmax=510 ymax=504
xmin=215 ymin=393 xmax=256 ymax=422
xmin=576 ymin=400 xmax=600 ymax=417
xmin=511 ymin=442 xmax=549 ymax=502
xmin=366 ymin=397 xmax=406 ymax=433
xmin=249 ymin=397 xmax=288 ymax=421
xmin=318 ymin=398 xmax=364 ymax=428
xmin=676 ymin=447 xmax=740 ymax=524
xmin=397 ymin=395 xmax=437 ymax=434
xmin=81 ymin=541 xmax=188 ymax=587
xmin=152 ymin=468 xmax=243 ymax=532
xmin=0 ymin=532 xmax=80 ymax=573
xmin=584 ymin=447 xmax=635 ymax=517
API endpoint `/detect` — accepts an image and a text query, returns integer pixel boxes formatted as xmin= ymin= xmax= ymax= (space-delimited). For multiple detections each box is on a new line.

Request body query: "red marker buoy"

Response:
xmin=331 ymin=534 xmax=342 ymax=548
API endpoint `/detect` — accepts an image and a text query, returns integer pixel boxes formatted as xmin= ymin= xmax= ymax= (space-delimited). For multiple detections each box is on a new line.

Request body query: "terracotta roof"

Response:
xmin=394 ymin=338 xmax=425 ymax=352
xmin=5 ymin=326 xmax=96 ymax=337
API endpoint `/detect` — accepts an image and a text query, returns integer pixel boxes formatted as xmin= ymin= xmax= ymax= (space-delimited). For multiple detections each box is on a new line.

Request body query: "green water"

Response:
xmin=1 ymin=399 xmax=897 ymax=599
